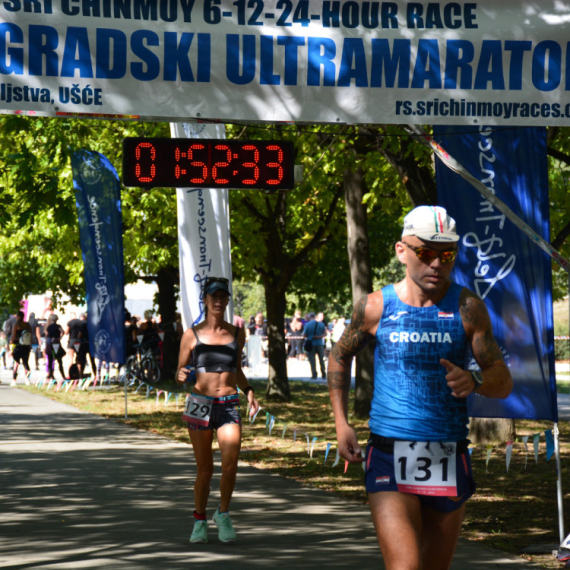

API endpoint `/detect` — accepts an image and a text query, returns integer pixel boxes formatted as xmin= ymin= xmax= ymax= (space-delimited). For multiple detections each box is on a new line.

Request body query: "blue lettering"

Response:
xmin=133 ymin=0 xmax=157 ymax=20
xmin=0 ymin=23 xmax=23 ymax=75
xmin=29 ymin=25 xmax=58 ymax=76
xmin=278 ymin=35 xmax=304 ymax=86
xmin=504 ymin=40 xmax=531 ymax=90
xmin=406 ymin=3 xmax=423 ymax=28
xmin=226 ymin=34 xmax=255 ymax=85
xmin=260 ymin=35 xmax=280 ymax=85
xmin=3 ymin=0 xmax=21 ymax=12
xmin=322 ymin=1 xmax=340 ymax=27
xmin=532 ymin=40 xmax=561 ymax=91
xmin=130 ymin=29 xmax=159 ymax=80
xmin=341 ymin=1 xmax=359 ymax=28
xmin=370 ymin=38 xmax=410 ymax=88
xmin=474 ymin=40 xmax=504 ymax=90
xmin=160 ymin=0 xmax=176 ymax=22
xmin=61 ymin=27 xmax=93 ymax=78
xmin=114 ymin=0 xmax=131 ymax=19
xmin=338 ymin=38 xmax=367 ymax=87
xmin=307 ymin=37 xmax=336 ymax=86
xmin=96 ymin=28 xmax=126 ymax=79
xmin=411 ymin=39 xmax=441 ymax=88
xmin=61 ymin=0 xmax=79 ymax=16
xmin=197 ymin=33 xmax=210 ymax=82
xmin=425 ymin=3 xmax=443 ymax=28
xmin=164 ymin=31 xmax=194 ymax=81
xmin=444 ymin=39 xmax=473 ymax=89
xmin=82 ymin=0 xmax=101 ymax=17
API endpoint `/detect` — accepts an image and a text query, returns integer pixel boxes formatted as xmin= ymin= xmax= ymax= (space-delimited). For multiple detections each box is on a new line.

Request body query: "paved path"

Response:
xmin=0 ymin=370 xmax=544 ymax=570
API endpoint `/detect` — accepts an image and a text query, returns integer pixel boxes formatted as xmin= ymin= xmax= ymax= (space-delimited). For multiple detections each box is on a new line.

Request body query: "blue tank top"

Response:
xmin=369 ymin=283 xmax=469 ymax=441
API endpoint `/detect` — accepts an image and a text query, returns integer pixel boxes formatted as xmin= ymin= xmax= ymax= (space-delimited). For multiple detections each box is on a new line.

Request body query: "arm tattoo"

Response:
xmin=459 ymin=288 xmax=504 ymax=367
xmin=327 ymin=370 xmax=349 ymax=392
xmin=332 ymin=296 xmax=373 ymax=365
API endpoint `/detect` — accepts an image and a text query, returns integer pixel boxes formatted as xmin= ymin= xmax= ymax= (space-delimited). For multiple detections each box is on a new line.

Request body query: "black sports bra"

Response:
xmin=192 ymin=327 xmax=239 ymax=373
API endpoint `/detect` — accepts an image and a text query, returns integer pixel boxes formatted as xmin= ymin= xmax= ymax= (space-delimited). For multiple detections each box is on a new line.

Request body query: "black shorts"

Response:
xmin=186 ymin=395 xmax=241 ymax=431
xmin=364 ymin=436 xmax=476 ymax=513
xmin=12 ymin=344 xmax=31 ymax=363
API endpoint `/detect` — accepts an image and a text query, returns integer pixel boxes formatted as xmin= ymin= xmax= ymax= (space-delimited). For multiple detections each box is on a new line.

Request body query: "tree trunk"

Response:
xmin=155 ymin=267 xmax=179 ymax=381
xmin=264 ymin=277 xmax=290 ymax=401
xmin=468 ymin=418 xmax=516 ymax=444
xmin=344 ymin=167 xmax=374 ymax=418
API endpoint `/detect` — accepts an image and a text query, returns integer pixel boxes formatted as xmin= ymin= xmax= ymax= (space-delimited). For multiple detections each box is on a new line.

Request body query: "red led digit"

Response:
xmin=188 ymin=144 xmax=207 ymax=184
xmin=265 ymin=145 xmax=284 ymax=185
xmin=241 ymin=144 xmax=260 ymax=185
xmin=212 ymin=144 xmax=232 ymax=185
xmin=135 ymin=142 xmax=156 ymax=183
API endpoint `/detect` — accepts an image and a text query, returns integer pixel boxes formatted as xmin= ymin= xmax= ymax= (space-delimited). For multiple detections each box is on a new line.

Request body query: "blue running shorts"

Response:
xmin=364 ymin=437 xmax=476 ymax=513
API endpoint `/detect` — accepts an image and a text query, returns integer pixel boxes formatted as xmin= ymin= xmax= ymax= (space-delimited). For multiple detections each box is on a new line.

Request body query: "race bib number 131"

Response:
xmin=394 ymin=441 xmax=457 ymax=496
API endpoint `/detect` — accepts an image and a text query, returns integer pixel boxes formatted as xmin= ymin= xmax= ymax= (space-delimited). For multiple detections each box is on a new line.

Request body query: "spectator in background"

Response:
xmin=0 ymin=331 xmax=7 ymax=370
xmin=246 ymin=316 xmax=256 ymax=339
xmin=65 ymin=312 xmax=82 ymax=377
xmin=28 ymin=312 xmax=41 ymax=371
xmin=303 ymin=312 xmax=327 ymax=380
xmin=10 ymin=311 xmax=33 ymax=386
xmin=288 ymin=310 xmax=304 ymax=359
xmin=76 ymin=312 xmax=95 ymax=377
xmin=45 ymin=314 xmax=65 ymax=381
xmin=139 ymin=310 xmax=160 ymax=355
xmin=233 ymin=314 xmax=245 ymax=329
xmin=253 ymin=312 xmax=267 ymax=336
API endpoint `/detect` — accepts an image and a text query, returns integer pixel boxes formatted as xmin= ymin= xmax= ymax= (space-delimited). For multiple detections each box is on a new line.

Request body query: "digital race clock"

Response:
xmin=122 ymin=137 xmax=295 ymax=190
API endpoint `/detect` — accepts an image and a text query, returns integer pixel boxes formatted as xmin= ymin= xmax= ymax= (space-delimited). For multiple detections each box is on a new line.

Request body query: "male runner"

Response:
xmin=327 ymin=205 xmax=513 ymax=570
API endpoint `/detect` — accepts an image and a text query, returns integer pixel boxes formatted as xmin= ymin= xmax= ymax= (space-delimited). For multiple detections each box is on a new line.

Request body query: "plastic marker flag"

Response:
xmin=434 ymin=126 xmax=556 ymax=422
xmin=485 ymin=445 xmax=493 ymax=470
xmin=545 ymin=429 xmax=555 ymax=461
xmin=505 ymin=441 xmax=513 ymax=473
xmin=332 ymin=450 xmax=340 ymax=468
xmin=310 ymin=437 xmax=318 ymax=458
xmin=268 ymin=416 xmax=275 ymax=436
xmin=304 ymin=433 xmax=310 ymax=454
xmin=522 ymin=435 xmax=530 ymax=468
xmin=533 ymin=433 xmax=540 ymax=462
xmin=324 ymin=443 xmax=332 ymax=465
xmin=281 ymin=425 xmax=287 ymax=440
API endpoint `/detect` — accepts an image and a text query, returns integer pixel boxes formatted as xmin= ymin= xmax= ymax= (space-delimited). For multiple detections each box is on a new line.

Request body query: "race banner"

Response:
xmin=172 ymin=122 xmax=234 ymax=328
xmin=71 ymin=149 xmax=126 ymax=364
xmin=434 ymin=126 xmax=557 ymax=421
xmin=2 ymin=1 xmax=570 ymax=125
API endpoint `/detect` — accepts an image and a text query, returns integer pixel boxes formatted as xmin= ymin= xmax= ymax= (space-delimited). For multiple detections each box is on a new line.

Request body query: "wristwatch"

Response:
xmin=471 ymin=370 xmax=483 ymax=392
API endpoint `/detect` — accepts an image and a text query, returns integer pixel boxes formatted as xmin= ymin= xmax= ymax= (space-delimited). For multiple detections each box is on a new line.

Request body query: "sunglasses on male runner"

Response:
xmin=402 ymin=241 xmax=458 ymax=264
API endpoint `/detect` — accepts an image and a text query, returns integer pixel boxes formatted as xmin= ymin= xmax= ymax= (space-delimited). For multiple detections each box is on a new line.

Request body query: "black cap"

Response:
xmin=204 ymin=279 xmax=231 ymax=296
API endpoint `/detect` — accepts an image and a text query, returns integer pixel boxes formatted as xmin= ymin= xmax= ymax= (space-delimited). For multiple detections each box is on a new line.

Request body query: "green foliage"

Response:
xmin=0 ymin=115 xmax=171 ymax=308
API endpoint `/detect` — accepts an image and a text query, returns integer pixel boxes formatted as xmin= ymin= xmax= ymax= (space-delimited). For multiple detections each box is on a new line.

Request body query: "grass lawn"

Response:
xmin=23 ymin=378 xmax=570 ymax=569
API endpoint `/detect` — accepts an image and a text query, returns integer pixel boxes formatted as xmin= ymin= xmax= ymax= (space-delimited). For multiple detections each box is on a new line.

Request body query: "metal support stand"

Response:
xmin=555 ymin=423 xmax=564 ymax=543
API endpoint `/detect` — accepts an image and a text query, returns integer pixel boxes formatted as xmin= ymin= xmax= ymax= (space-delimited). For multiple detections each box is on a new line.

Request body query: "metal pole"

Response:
xmin=124 ymin=374 xmax=128 ymax=420
xmin=555 ymin=423 xmax=565 ymax=543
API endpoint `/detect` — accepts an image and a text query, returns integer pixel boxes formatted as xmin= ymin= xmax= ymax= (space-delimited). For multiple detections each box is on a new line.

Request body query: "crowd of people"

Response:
xmin=0 ymin=309 xmax=184 ymax=385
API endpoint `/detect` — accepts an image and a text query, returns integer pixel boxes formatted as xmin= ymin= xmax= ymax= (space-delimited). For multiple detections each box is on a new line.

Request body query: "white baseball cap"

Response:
xmin=402 ymin=206 xmax=459 ymax=243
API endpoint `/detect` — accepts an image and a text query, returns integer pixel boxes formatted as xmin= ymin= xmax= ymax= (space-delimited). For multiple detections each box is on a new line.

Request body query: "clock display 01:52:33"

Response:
xmin=122 ymin=138 xmax=295 ymax=190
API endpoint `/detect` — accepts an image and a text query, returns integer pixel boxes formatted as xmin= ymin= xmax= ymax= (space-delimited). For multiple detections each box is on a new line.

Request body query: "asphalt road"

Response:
xmin=0 ymin=369 xmax=546 ymax=570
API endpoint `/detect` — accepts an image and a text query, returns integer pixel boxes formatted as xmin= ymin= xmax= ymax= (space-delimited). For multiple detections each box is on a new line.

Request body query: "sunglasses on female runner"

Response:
xmin=402 ymin=241 xmax=458 ymax=264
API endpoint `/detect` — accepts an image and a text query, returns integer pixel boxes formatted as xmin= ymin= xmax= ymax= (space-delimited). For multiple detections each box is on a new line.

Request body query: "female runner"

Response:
xmin=176 ymin=277 xmax=259 ymax=544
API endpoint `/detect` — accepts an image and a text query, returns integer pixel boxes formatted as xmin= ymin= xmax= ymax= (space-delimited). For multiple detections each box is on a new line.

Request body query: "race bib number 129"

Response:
xmin=394 ymin=441 xmax=457 ymax=496
xmin=182 ymin=394 xmax=212 ymax=427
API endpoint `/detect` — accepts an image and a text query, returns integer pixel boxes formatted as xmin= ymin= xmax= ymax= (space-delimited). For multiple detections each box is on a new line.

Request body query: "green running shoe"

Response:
xmin=212 ymin=508 xmax=236 ymax=542
xmin=190 ymin=519 xmax=209 ymax=543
